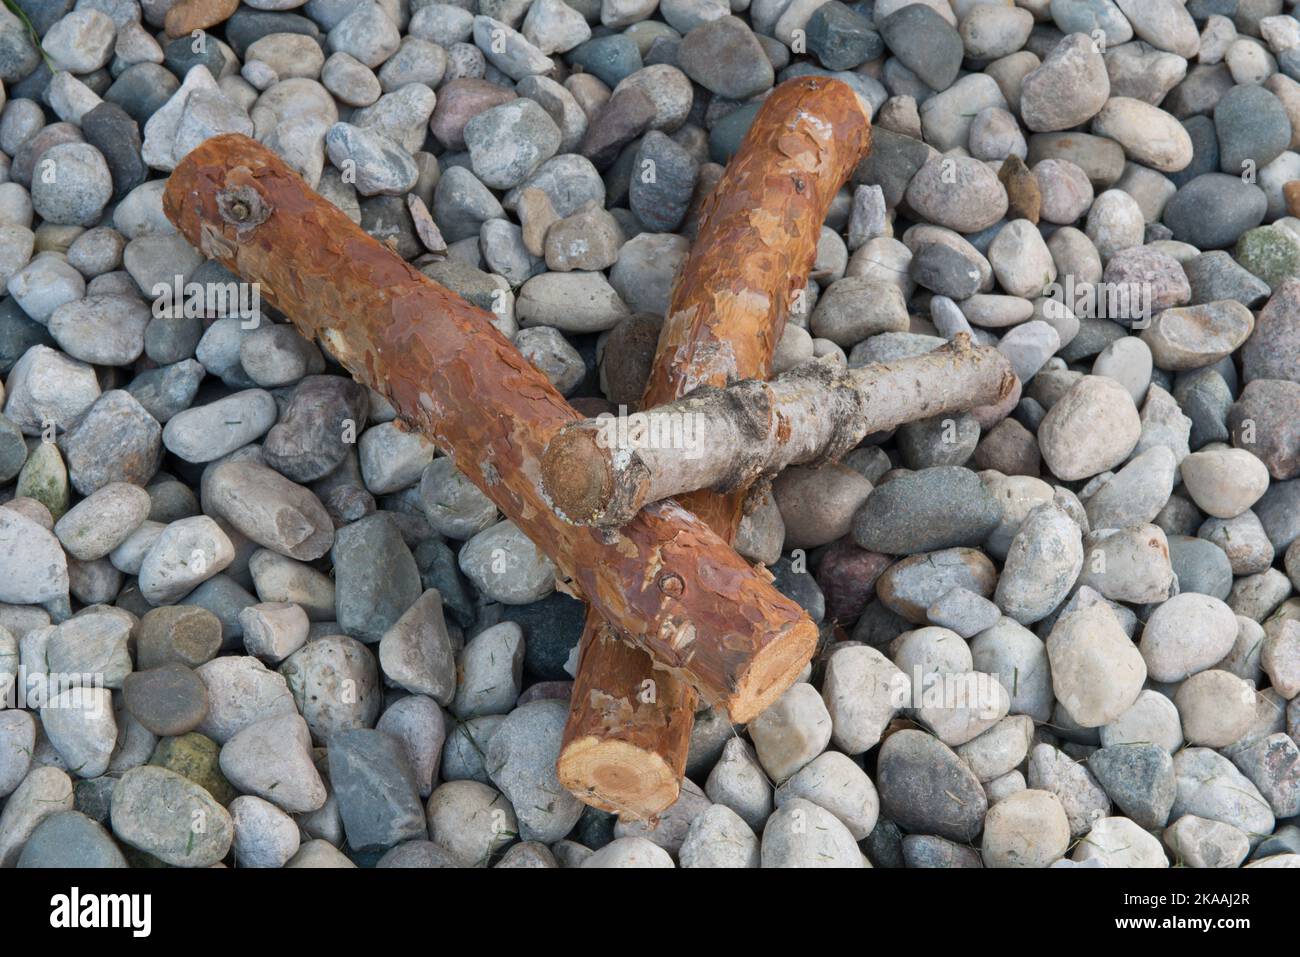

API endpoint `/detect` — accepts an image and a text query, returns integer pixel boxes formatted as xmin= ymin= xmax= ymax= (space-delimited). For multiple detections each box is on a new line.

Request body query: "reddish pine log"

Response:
xmin=163 ymin=133 xmax=818 ymax=725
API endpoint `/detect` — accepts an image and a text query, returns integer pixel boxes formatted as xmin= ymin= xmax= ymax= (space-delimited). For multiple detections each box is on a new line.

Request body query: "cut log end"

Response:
xmin=557 ymin=737 xmax=681 ymax=818
xmin=727 ymin=617 xmax=821 ymax=724
xmin=560 ymin=624 xmax=695 ymax=817
xmin=540 ymin=426 xmax=610 ymax=524
xmin=541 ymin=424 xmax=647 ymax=526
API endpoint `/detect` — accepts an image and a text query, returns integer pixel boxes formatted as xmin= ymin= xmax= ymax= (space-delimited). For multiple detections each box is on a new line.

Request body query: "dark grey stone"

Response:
xmin=629 ymin=129 xmax=698 ymax=233
xmin=806 ymin=1 xmax=882 ymax=71
xmin=1058 ymin=316 xmax=1128 ymax=363
xmin=1214 ymin=84 xmax=1292 ymax=175
xmin=104 ymin=62 xmax=180 ymax=125
xmin=852 ymin=126 xmax=932 ymax=208
xmin=162 ymin=34 xmax=228 ymax=82
xmin=879 ymin=3 xmax=963 ymax=92
xmin=263 ymin=375 xmax=370 ymax=484
xmin=1170 ymin=115 xmax=1220 ymax=189
xmin=329 ymin=727 xmax=427 ymax=853
xmin=771 ymin=555 xmax=826 ymax=624
xmin=332 ymin=512 xmax=422 ymax=643
xmin=1173 ymin=367 xmax=1234 ymax=450
xmin=1254 ymin=478 xmax=1300 ymax=552
xmin=1162 ymin=174 xmax=1268 ymax=250
xmin=360 ymin=194 xmax=421 ymax=262
xmin=1183 ymin=250 xmax=1271 ymax=308
xmin=853 ymin=466 xmax=1001 ymax=555
xmin=125 ymin=360 xmax=204 ymax=425
xmin=0 ymin=298 xmax=55 ymax=375
xmin=376 ymin=839 xmax=467 ymax=867
xmin=909 ymin=242 xmax=984 ymax=299
xmin=80 ymin=101 xmax=146 ymax=201
xmin=902 ymin=834 xmax=984 ymax=867
xmin=1087 ymin=744 xmax=1177 ymax=830
xmin=1167 ymin=534 xmax=1234 ymax=601
xmin=225 ymin=9 xmax=322 ymax=59
xmin=413 ymin=538 xmax=476 ymax=630
xmin=897 ymin=413 xmax=980 ymax=469
xmin=17 ymin=811 xmax=127 ymax=868
xmin=707 ymin=101 xmax=760 ymax=164
xmin=877 ymin=729 xmax=988 ymax=842
xmin=502 ymin=590 xmax=586 ymax=681
xmin=73 ymin=776 xmax=116 ymax=824
xmin=0 ymin=413 xmax=27 ymax=483
xmin=568 ymin=34 xmax=642 ymax=88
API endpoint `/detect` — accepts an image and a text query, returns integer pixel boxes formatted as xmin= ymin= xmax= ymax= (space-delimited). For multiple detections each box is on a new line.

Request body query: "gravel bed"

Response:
xmin=0 ymin=0 xmax=1299 ymax=870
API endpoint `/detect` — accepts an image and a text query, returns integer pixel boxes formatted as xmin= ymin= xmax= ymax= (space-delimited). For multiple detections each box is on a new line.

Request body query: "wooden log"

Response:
xmin=162 ymin=133 xmax=817 ymax=724
xmin=557 ymin=77 xmax=873 ymax=816
xmin=544 ymin=335 xmax=1017 ymax=527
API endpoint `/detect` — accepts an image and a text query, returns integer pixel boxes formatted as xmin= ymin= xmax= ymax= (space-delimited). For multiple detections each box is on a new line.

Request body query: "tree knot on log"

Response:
xmin=780 ymin=358 xmax=871 ymax=464
xmin=198 ymin=222 xmax=237 ymax=261
xmin=693 ymin=378 xmax=774 ymax=493
xmin=657 ymin=572 xmax=685 ymax=598
xmin=540 ymin=422 xmax=652 ymax=526
xmin=215 ymin=179 xmax=272 ymax=237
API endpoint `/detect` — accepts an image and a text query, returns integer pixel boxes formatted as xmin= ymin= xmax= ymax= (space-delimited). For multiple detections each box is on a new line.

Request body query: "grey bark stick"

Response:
xmin=541 ymin=334 xmax=1018 ymax=527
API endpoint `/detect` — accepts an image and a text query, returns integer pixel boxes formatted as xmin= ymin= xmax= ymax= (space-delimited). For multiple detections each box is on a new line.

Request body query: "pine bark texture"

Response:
xmin=557 ymin=78 xmax=874 ymax=817
xmin=163 ymin=133 xmax=818 ymax=724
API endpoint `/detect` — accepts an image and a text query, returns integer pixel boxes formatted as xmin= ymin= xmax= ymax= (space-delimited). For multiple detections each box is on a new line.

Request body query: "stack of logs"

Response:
xmin=163 ymin=77 xmax=1016 ymax=821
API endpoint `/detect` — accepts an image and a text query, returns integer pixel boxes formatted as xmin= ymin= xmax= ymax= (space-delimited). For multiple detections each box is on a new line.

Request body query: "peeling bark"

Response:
xmin=545 ymin=335 xmax=1018 ymax=527
xmin=163 ymin=133 xmax=818 ymax=723
xmin=558 ymin=77 xmax=873 ymax=817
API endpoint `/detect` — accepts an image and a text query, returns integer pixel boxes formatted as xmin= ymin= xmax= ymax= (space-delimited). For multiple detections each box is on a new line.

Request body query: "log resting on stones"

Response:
xmin=544 ymin=335 xmax=1017 ymax=528
xmin=558 ymin=77 xmax=873 ymax=818
xmin=162 ymin=133 xmax=817 ymax=725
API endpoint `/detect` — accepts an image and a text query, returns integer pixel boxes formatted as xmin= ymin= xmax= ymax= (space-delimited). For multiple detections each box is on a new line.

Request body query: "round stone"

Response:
xmin=1179 ymin=448 xmax=1271 ymax=518
xmin=1140 ymin=301 xmax=1255 ymax=372
xmin=1175 ymin=670 xmax=1256 ymax=748
xmin=1091 ymin=98 xmax=1192 ymax=173
xmin=851 ymin=467 xmax=1001 ymax=555
xmin=109 ymin=766 xmax=233 ymax=868
xmin=1215 ymin=84 xmax=1292 ymax=176
xmin=122 ymin=663 xmax=211 ymax=737
xmin=30 ymin=143 xmax=113 ymax=227
xmin=1163 ymin=174 xmax=1268 ymax=250
xmin=982 ymin=789 xmax=1070 ymax=868
xmin=905 ymin=156 xmax=1009 ymax=234
xmin=1047 ymin=603 xmax=1147 ymax=727
xmin=1139 ymin=593 xmax=1239 ymax=682
xmin=1038 ymin=375 xmax=1141 ymax=480
xmin=877 ymin=729 xmax=988 ymax=842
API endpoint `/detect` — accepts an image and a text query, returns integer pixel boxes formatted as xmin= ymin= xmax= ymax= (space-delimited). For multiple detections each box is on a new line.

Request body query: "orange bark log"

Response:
xmin=163 ymin=134 xmax=817 ymax=723
xmin=557 ymin=77 xmax=873 ymax=817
